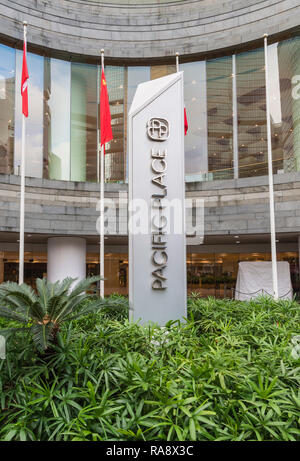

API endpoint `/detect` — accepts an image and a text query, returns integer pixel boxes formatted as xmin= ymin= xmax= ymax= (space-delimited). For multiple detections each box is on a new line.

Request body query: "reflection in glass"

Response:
xmin=127 ymin=66 xmax=150 ymax=108
xmin=0 ymin=44 xmax=15 ymax=175
xmin=1 ymin=34 xmax=300 ymax=183
xmin=187 ymin=251 xmax=299 ymax=298
xmin=182 ymin=61 xmax=208 ymax=178
xmin=150 ymin=64 xmax=176 ymax=80
xmin=104 ymin=66 xmax=125 ymax=181
xmin=236 ymin=48 xmax=270 ymax=177
xmin=14 ymin=50 xmax=44 ymax=178
xmin=277 ymin=37 xmax=300 ymax=173
xmin=1 ymin=248 xmax=298 ymax=298
xmin=44 ymin=58 xmax=71 ymax=180
xmin=71 ymin=62 xmax=97 ymax=182
xmin=86 ymin=253 xmax=128 ymax=296
xmin=125 ymin=66 xmax=150 ymax=181
xmin=206 ymin=56 xmax=233 ymax=180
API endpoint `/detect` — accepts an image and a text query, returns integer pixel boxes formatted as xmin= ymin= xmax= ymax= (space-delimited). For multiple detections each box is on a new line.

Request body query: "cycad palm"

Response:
xmin=0 ymin=276 xmax=126 ymax=351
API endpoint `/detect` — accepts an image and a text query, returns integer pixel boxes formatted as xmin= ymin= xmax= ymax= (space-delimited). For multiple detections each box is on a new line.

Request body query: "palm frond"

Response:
xmin=1 ymin=292 xmax=35 ymax=316
xmin=55 ymin=277 xmax=75 ymax=295
xmin=52 ymin=276 xmax=101 ymax=323
xmin=0 ymin=281 xmax=38 ymax=317
xmin=46 ymin=294 xmax=68 ymax=320
xmin=35 ymin=278 xmax=49 ymax=314
xmin=52 ymin=295 xmax=86 ymax=323
xmin=0 ymin=276 xmax=123 ymax=353
xmin=68 ymin=276 xmax=101 ymax=298
xmin=0 ymin=281 xmax=37 ymax=303
xmin=30 ymin=323 xmax=53 ymax=350
xmin=0 ymin=306 xmax=28 ymax=324
xmin=0 ymin=326 xmax=29 ymax=338
xmin=28 ymin=301 xmax=45 ymax=322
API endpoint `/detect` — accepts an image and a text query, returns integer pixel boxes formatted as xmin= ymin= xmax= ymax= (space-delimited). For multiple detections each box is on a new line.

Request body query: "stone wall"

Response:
xmin=186 ymin=172 xmax=300 ymax=236
xmin=0 ymin=0 xmax=299 ymax=61
xmin=1 ymin=172 xmax=300 ymax=237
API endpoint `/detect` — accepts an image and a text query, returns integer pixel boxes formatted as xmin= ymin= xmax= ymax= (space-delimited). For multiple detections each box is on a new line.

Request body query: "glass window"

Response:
xmin=182 ymin=61 xmax=208 ymax=178
xmin=127 ymin=66 xmax=150 ymax=108
xmin=206 ymin=56 xmax=233 ymax=180
xmin=0 ymin=44 xmax=15 ymax=175
xmin=150 ymin=64 xmax=176 ymax=80
xmin=187 ymin=253 xmax=238 ymax=298
xmin=125 ymin=66 xmax=150 ymax=181
xmin=70 ymin=62 xmax=97 ymax=182
xmin=104 ymin=66 xmax=125 ymax=182
xmin=44 ymin=58 xmax=71 ymax=181
xmin=2 ymin=33 xmax=300 ymax=184
xmin=187 ymin=253 xmax=216 ymax=297
xmin=187 ymin=251 xmax=299 ymax=298
xmin=86 ymin=252 xmax=128 ymax=296
xmin=14 ymin=50 xmax=44 ymax=178
xmin=2 ymin=251 xmax=47 ymax=289
xmin=276 ymin=36 xmax=300 ymax=173
xmin=236 ymin=48 xmax=270 ymax=178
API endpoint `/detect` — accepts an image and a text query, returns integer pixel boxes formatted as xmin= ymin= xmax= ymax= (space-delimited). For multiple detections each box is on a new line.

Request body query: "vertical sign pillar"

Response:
xmin=128 ymin=72 xmax=186 ymax=324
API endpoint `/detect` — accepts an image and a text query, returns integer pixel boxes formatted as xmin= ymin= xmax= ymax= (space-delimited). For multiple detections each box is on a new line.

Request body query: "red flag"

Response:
xmin=21 ymin=41 xmax=29 ymax=118
xmin=184 ymin=107 xmax=188 ymax=135
xmin=100 ymin=69 xmax=113 ymax=150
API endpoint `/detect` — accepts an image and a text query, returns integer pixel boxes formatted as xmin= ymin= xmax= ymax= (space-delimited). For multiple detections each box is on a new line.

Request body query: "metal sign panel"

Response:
xmin=128 ymin=72 xmax=186 ymax=324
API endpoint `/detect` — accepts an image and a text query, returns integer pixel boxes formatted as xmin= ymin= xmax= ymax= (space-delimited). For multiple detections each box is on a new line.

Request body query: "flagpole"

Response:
xmin=100 ymin=49 xmax=105 ymax=298
xmin=176 ymin=52 xmax=179 ymax=72
xmin=19 ymin=21 xmax=27 ymax=285
xmin=264 ymin=33 xmax=279 ymax=299
xmin=97 ymin=64 xmax=100 ymax=183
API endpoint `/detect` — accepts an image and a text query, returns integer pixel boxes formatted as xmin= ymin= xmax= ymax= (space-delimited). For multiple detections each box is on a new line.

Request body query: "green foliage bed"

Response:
xmin=0 ymin=295 xmax=299 ymax=441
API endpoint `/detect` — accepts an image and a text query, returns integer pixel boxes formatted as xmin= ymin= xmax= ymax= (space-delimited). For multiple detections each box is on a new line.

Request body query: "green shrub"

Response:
xmin=0 ymin=277 xmax=127 ymax=351
xmin=0 ymin=295 xmax=299 ymax=441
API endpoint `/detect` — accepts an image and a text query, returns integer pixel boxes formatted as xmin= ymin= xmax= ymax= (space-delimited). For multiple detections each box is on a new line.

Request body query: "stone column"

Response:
xmin=47 ymin=237 xmax=86 ymax=283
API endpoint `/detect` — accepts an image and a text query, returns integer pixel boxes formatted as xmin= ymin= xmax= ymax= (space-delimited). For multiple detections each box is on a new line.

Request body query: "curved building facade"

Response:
xmin=0 ymin=0 xmax=300 ymax=296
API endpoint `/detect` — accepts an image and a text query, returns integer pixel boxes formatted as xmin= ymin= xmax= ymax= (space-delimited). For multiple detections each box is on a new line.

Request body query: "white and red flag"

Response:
xmin=21 ymin=40 xmax=29 ymax=117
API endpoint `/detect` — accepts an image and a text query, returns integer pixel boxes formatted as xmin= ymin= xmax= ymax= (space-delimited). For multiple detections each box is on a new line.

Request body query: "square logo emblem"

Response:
xmin=147 ymin=118 xmax=170 ymax=141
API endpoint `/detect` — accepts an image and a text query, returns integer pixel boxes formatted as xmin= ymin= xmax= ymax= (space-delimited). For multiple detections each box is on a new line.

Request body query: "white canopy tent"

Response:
xmin=235 ymin=261 xmax=293 ymax=301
